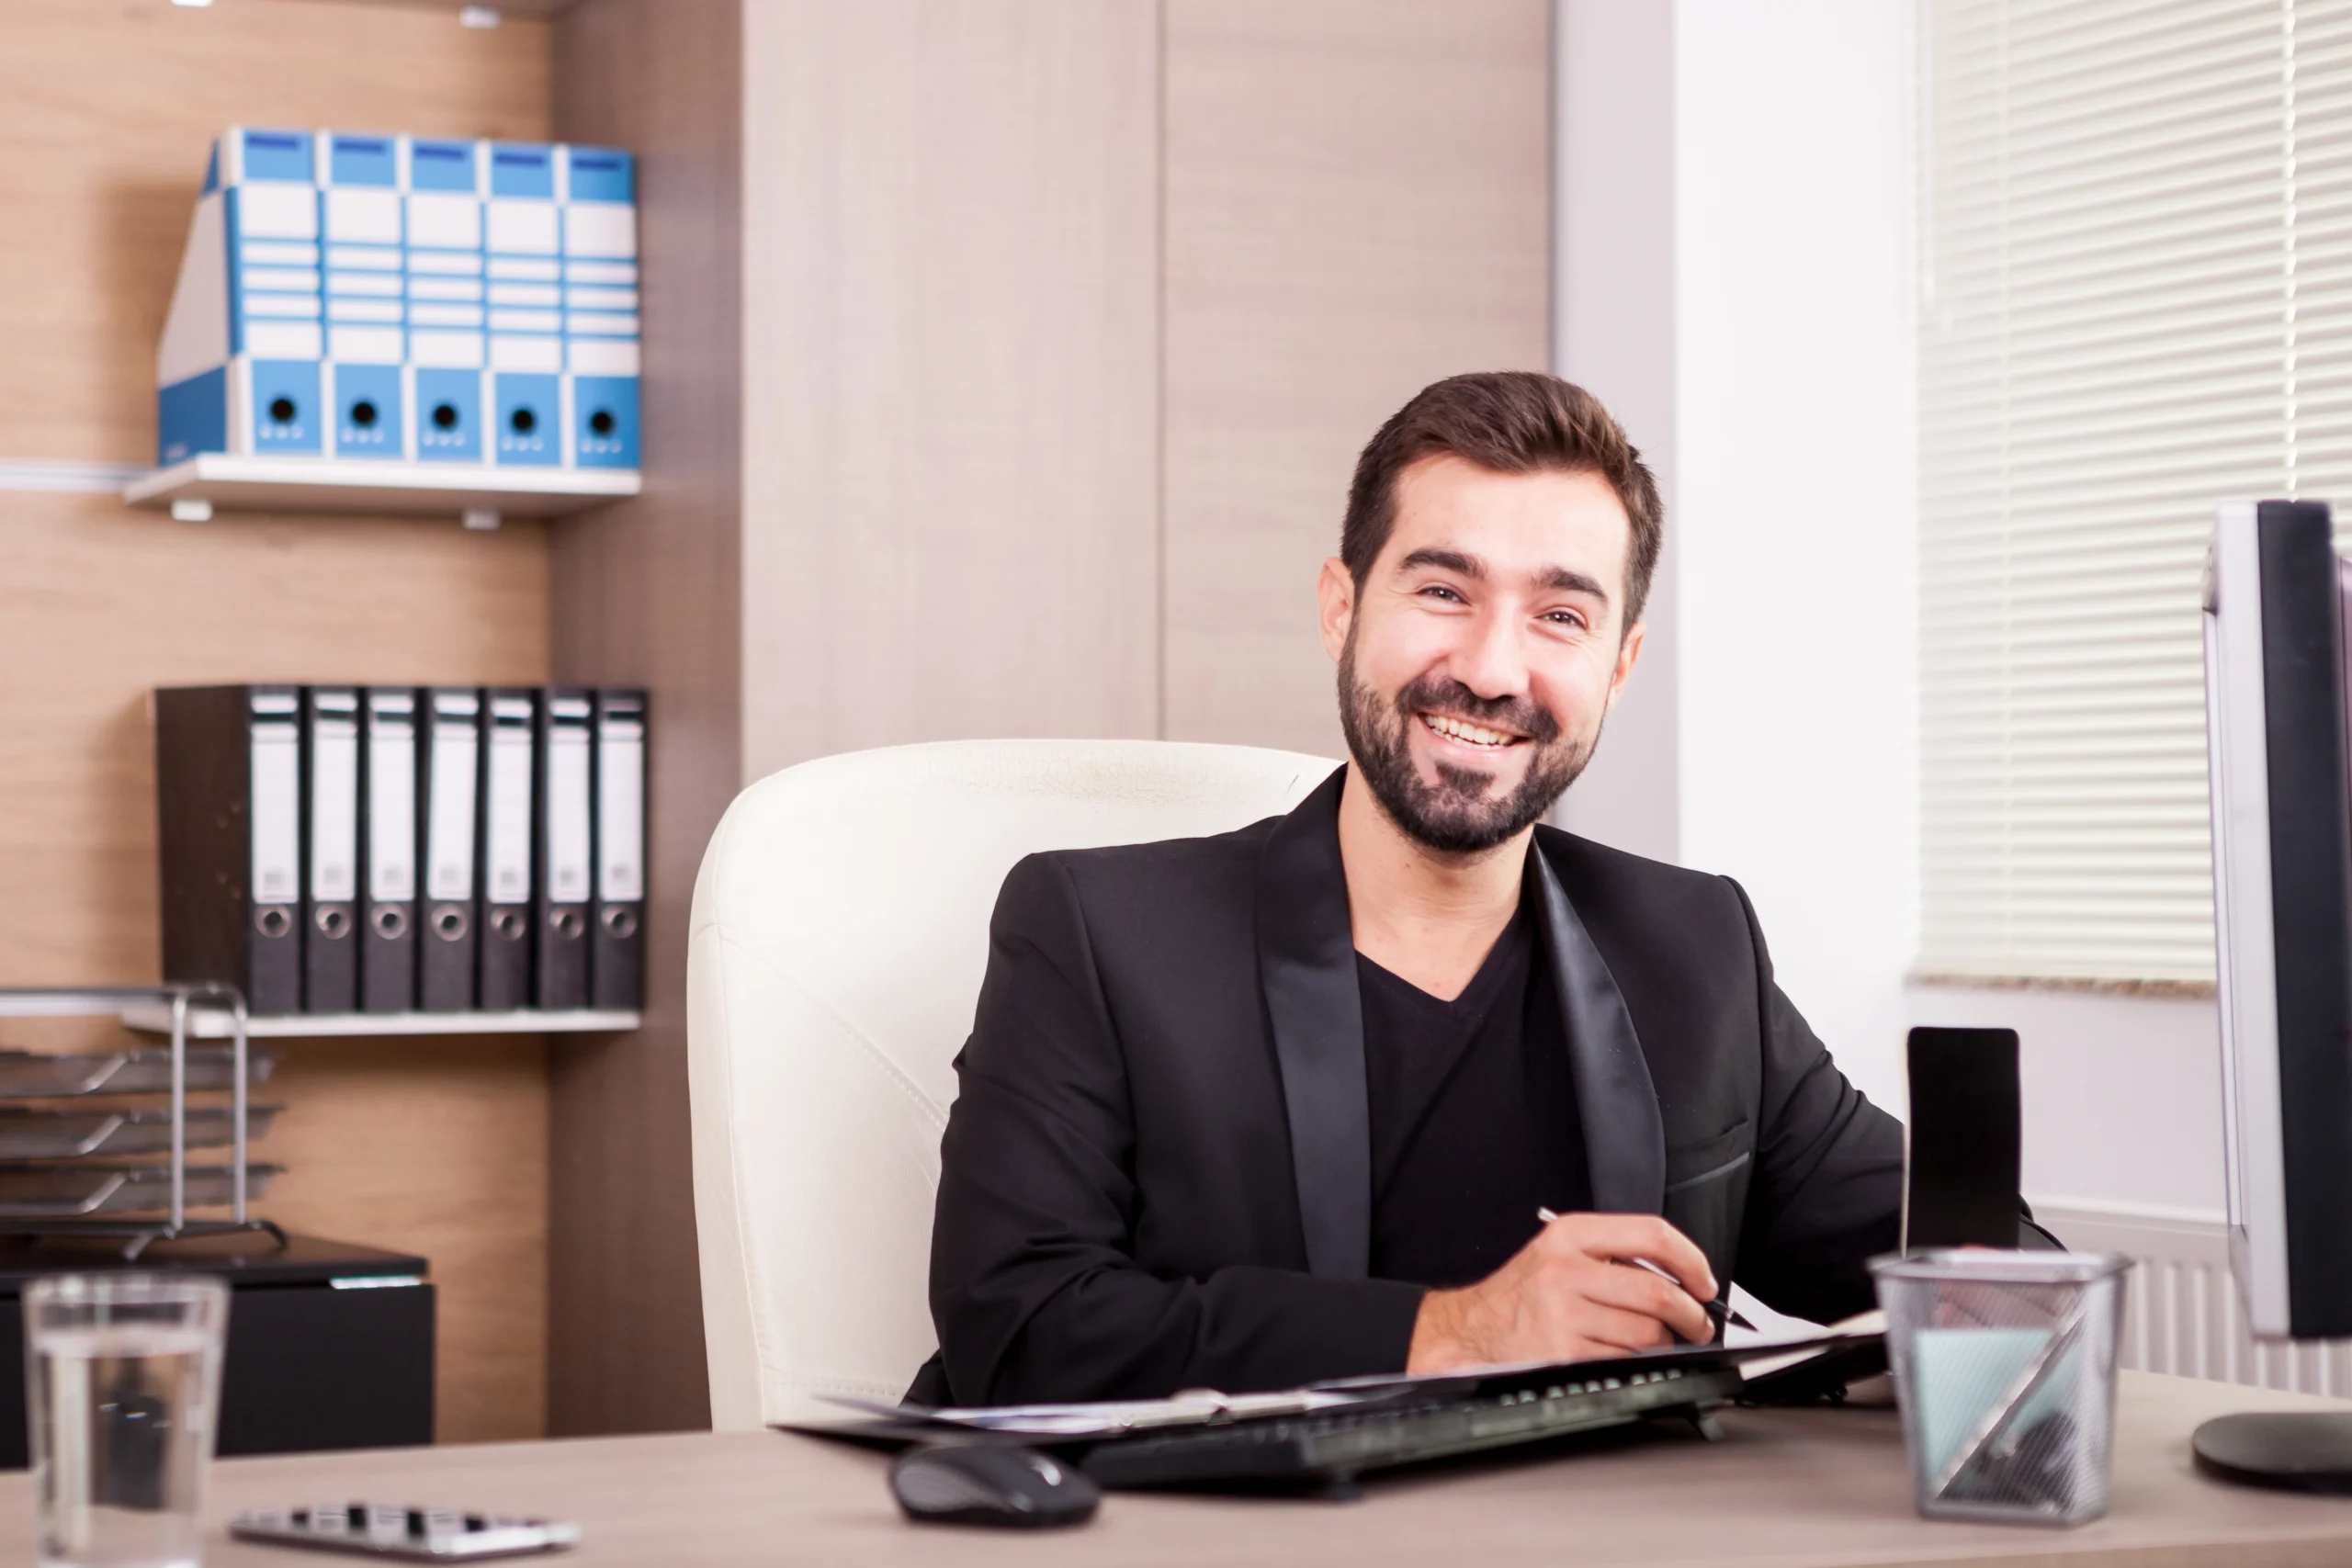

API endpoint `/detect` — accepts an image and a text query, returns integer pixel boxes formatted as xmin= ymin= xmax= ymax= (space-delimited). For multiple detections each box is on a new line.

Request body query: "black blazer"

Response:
xmin=918 ymin=767 xmax=1904 ymax=1407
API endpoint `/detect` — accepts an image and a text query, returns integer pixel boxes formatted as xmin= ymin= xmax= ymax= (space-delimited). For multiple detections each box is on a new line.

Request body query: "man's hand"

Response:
xmin=1405 ymin=1212 xmax=1717 ymax=1374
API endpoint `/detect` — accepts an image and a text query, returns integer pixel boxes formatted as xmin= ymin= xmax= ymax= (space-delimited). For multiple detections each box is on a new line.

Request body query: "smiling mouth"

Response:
xmin=1419 ymin=711 xmax=1526 ymax=750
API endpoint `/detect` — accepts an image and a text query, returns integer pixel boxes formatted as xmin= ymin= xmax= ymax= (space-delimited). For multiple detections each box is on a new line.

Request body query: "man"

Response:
xmin=913 ymin=371 xmax=1902 ymax=1408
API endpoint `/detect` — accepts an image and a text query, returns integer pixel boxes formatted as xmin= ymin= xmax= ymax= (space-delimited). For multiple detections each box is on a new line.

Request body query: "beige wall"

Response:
xmin=739 ymin=0 xmax=1164 ymax=780
xmin=1162 ymin=0 xmax=1555 ymax=758
xmin=0 ymin=0 xmax=556 ymax=1444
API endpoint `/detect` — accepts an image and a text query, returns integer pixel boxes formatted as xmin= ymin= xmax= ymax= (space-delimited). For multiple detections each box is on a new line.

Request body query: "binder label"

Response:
xmin=547 ymin=726 xmax=592 ymax=905
xmin=426 ymin=721 xmax=480 ymax=903
xmin=485 ymin=716 xmax=534 ymax=906
xmin=251 ymin=721 xmax=300 ymax=906
xmin=311 ymin=712 xmax=360 ymax=902
xmin=369 ymin=724 xmax=416 ymax=903
xmin=598 ymin=721 xmax=644 ymax=903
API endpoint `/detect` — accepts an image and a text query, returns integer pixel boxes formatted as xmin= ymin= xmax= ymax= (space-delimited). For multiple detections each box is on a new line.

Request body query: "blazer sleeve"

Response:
xmin=928 ymin=853 xmax=1427 ymax=1406
xmin=1722 ymin=878 xmax=1905 ymax=1325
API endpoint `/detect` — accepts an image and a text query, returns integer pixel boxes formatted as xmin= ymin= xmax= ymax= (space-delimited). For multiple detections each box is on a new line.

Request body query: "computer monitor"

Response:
xmin=2197 ymin=498 xmax=2352 ymax=1486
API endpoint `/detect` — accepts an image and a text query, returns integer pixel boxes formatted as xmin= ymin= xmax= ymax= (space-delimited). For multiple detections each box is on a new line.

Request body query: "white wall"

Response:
xmin=1555 ymin=0 xmax=2231 ymax=1220
xmin=1670 ymin=0 xmax=1919 ymax=1114
xmin=1554 ymin=0 xmax=1679 ymax=866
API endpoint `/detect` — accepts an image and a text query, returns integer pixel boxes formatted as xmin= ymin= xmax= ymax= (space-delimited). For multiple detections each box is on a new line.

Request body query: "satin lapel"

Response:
xmin=1254 ymin=765 xmax=1371 ymax=1279
xmin=1532 ymin=844 xmax=1666 ymax=1215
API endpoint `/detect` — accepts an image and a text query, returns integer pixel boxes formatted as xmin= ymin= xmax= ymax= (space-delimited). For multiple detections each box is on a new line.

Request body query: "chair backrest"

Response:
xmin=686 ymin=738 xmax=1337 ymax=1427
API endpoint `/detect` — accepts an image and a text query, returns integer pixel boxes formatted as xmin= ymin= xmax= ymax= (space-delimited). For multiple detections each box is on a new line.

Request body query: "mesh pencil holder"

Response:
xmin=1871 ymin=1249 xmax=2130 ymax=1527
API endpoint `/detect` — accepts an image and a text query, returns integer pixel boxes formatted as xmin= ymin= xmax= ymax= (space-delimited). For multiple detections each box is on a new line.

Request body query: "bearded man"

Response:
xmin=910 ymin=371 xmax=1905 ymax=1407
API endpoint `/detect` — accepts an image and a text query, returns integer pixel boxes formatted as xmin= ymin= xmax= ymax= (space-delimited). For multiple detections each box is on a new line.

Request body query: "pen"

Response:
xmin=1534 ymin=1206 xmax=1757 ymax=1334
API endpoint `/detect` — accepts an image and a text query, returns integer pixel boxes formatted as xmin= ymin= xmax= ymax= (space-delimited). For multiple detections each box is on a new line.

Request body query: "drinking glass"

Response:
xmin=26 ymin=1274 xmax=230 ymax=1568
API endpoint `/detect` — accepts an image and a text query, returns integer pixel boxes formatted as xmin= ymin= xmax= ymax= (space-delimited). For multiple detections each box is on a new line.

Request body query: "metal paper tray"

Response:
xmin=0 ymin=1046 xmax=282 ymax=1098
xmin=0 ymin=1106 xmax=281 ymax=1160
xmin=0 ymin=1164 xmax=282 ymax=1218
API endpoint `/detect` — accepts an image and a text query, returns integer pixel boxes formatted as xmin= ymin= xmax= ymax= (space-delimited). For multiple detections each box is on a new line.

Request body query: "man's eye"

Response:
xmin=1543 ymin=610 xmax=1586 ymax=628
xmin=1419 ymin=585 xmax=1464 ymax=603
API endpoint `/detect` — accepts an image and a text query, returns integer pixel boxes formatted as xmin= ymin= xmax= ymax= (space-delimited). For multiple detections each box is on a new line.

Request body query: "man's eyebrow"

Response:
xmin=1397 ymin=547 xmax=1611 ymax=604
xmin=1534 ymin=566 xmax=1611 ymax=603
xmin=1396 ymin=547 xmax=1483 ymax=578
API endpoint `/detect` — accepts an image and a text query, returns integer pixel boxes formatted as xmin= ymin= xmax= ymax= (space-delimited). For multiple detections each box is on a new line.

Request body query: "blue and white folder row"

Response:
xmin=127 ymin=127 xmax=644 ymax=518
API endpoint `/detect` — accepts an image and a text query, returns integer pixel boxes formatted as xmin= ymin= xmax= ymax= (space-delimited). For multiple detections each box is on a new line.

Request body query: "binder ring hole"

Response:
xmin=433 ymin=907 xmax=469 ymax=942
xmin=255 ymin=907 xmax=292 ymax=939
xmin=315 ymin=908 xmax=351 ymax=940
xmin=509 ymin=407 xmax=537 ymax=435
xmin=601 ymin=907 xmax=639 ymax=940
xmin=551 ymin=909 xmax=584 ymax=939
xmin=371 ymin=907 xmax=408 ymax=940
xmin=588 ymin=410 xmax=616 ymax=437
xmin=350 ymin=400 xmax=379 ymax=429
xmin=431 ymin=403 xmax=460 ymax=431
xmin=492 ymin=908 xmax=527 ymax=942
xmin=267 ymin=396 xmax=297 ymax=424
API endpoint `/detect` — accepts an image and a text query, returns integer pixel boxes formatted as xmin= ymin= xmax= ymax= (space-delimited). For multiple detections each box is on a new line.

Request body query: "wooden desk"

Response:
xmin=16 ymin=1371 xmax=2352 ymax=1566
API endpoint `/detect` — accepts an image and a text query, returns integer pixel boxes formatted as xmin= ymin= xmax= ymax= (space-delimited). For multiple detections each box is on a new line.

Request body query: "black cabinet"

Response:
xmin=0 ymin=1233 xmax=433 ymax=1467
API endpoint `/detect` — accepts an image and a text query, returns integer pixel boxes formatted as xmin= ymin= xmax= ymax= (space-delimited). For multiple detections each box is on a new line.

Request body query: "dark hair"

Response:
xmin=1340 ymin=371 xmax=1664 ymax=626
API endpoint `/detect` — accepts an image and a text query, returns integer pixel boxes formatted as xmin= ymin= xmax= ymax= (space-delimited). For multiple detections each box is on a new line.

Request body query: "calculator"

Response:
xmin=230 ymin=1504 xmax=580 ymax=1561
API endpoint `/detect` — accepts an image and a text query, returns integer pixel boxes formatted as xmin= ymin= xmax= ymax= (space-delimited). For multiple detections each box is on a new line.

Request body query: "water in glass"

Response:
xmin=27 ymin=1278 xmax=226 ymax=1568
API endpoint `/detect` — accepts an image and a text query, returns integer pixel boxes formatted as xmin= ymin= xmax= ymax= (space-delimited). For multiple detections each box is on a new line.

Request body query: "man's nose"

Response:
xmin=1452 ymin=605 xmax=1531 ymax=702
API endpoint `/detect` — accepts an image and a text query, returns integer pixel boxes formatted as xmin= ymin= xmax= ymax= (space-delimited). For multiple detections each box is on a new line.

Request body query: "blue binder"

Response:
xmin=153 ymin=128 xmax=640 ymax=479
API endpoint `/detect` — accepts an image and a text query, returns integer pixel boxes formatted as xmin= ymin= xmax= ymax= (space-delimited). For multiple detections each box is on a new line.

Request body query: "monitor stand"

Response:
xmin=2194 ymin=1413 xmax=2352 ymax=1492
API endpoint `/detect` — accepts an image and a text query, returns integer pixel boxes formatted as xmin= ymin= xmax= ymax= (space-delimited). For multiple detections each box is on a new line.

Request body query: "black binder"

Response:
xmin=535 ymin=690 xmax=594 ymax=1010
xmin=417 ymin=689 xmax=481 ymax=1013
xmin=591 ymin=689 xmax=647 ymax=1010
xmin=154 ymin=685 xmax=303 ymax=1015
xmin=300 ymin=687 xmax=360 ymax=1013
xmin=359 ymin=688 xmax=418 ymax=1013
xmin=477 ymin=689 xmax=537 ymax=1010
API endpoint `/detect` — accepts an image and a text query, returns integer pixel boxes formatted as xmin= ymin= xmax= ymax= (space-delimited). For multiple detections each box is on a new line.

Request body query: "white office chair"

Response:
xmin=685 ymin=738 xmax=1338 ymax=1428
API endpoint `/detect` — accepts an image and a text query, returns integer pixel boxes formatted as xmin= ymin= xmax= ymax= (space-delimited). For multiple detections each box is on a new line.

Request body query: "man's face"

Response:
xmin=1318 ymin=455 xmax=1645 ymax=855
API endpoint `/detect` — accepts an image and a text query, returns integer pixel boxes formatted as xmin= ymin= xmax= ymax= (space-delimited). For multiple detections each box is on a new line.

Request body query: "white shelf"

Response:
xmin=117 ymin=1005 xmax=640 ymax=1040
xmin=122 ymin=455 xmax=640 ymax=519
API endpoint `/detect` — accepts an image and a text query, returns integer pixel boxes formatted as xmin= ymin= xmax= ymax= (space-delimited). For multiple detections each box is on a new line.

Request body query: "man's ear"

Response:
xmin=1603 ymin=620 xmax=1645 ymax=716
xmin=1317 ymin=557 xmax=1356 ymax=662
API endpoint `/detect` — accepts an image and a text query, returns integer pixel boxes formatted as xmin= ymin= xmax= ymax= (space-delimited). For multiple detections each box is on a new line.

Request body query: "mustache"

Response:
xmin=1395 ymin=673 xmax=1561 ymax=745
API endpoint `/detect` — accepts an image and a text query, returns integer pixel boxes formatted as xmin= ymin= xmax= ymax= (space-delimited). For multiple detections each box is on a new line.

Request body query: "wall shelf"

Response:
xmin=118 ymin=1005 xmax=640 ymax=1040
xmin=123 ymin=455 xmax=640 ymax=520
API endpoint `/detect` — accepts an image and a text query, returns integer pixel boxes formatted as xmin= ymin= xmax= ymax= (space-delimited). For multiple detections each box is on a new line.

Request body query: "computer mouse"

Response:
xmin=888 ymin=1441 xmax=1102 ymax=1529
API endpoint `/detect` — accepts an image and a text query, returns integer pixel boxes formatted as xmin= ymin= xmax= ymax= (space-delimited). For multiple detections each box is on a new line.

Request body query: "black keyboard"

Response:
xmin=1080 ymin=1356 xmax=1745 ymax=1492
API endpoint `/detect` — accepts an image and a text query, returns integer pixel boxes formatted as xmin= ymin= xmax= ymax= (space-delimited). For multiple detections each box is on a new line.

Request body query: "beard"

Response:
xmin=1337 ymin=636 xmax=1599 ymax=855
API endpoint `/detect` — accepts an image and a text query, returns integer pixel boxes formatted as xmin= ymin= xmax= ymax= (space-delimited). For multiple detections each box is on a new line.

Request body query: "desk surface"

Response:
xmin=21 ymin=1371 xmax=2352 ymax=1567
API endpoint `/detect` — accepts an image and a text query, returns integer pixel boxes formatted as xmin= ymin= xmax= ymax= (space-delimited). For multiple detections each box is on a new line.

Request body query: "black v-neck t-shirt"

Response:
xmin=1356 ymin=896 xmax=1591 ymax=1289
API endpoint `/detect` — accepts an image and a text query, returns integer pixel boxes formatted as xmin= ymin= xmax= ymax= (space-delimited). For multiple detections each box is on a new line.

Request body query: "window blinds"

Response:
xmin=1918 ymin=0 xmax=2352 ymax=985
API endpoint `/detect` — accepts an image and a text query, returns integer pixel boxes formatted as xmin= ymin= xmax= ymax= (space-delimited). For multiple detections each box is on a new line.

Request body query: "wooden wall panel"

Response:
xmin=737 ymin=0 xmax=1162 ymax=778
xmin=0 ymin=0 xmax=556 ymax=1443
xmin=1160 ymin=0 xmax=1554 ymax=757
xmin=548 ymin=0 xmax=742 ymax=1437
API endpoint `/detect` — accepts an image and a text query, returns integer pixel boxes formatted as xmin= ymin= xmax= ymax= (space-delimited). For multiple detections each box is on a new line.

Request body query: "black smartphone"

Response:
xmin=1904 ymin=1025 xmax=2022 ymax=1250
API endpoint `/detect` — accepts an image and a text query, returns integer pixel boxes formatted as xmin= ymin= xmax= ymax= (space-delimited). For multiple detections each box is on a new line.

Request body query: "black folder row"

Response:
xmin=155 ymin=684 xmax=647 ymax=1018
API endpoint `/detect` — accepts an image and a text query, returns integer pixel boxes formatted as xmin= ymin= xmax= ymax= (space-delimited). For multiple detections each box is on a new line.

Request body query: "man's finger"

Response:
xmin=1566 ymin=1301 xmax=1679 ymax=1355
xmin=1554 ymin=1212 xmax=1717 ymax=1302
xmin=1585 ymin=1260 xmax=1713 ymax=1344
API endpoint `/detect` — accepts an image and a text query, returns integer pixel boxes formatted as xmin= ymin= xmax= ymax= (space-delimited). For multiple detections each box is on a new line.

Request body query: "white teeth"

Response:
xmin=1423 ymin=713 xmax=1515 ymax=748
